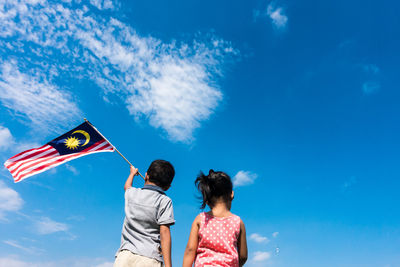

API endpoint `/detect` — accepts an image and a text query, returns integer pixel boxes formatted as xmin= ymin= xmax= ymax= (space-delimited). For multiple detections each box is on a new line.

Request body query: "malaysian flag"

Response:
xmin=4 ymin=121 xmax=114 ymax=183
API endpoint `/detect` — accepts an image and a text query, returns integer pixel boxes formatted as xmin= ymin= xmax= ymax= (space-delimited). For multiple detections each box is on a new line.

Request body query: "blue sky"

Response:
xmin=0 ymin=0 xmax=399 ymax=266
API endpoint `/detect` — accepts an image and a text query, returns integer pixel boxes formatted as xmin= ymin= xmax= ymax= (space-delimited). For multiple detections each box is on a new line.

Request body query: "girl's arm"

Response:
xmin=124 ymin=165 xmax=138 ymax=191
xmin=238 ymin=219 xmax=248 ymax=266
xmin=160 ymin=224 xmax=172 ymax=267
xmin=182 ymin=215 xmax=201 ymax=267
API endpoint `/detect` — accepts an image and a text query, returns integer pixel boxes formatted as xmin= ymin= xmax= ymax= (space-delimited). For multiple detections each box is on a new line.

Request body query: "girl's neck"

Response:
xmin=209 ymin=201 xmax=232 ymax=218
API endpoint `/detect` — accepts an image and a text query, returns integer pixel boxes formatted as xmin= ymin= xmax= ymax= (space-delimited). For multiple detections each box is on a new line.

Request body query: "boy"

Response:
xmin=114 ymin=160 xmax=175 ymax=267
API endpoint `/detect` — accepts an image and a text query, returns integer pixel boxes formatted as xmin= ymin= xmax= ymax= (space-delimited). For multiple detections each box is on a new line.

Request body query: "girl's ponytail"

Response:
xmin=195 ymin=169 xmax=233 ymax=209
xmin=195 ymin=171 xmax=212 ymax=209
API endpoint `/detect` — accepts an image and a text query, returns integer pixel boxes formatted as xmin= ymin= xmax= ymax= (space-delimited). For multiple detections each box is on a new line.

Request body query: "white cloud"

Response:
xmin=253 ymin=251 xmax=271 ymax=262
xmin=0 ymin=61 xmax=81 ymax=133
xmin=34 ymin=217 xmax=69 ymax=235
xmin=3 ymin=240 xmax=43 ymax=254
xmin=0 ymin=181 xmax=23 ymax=220
xmin=90 ymin=0 xmax=114 ymax=10
xmin=0 ymin=125 xmax=41 ymax=153
xmin=65 ymin=164 xmax=79 ymax=176
xmin=267 ymin=4 xmax=288 ymax=29
xmin=0 ymin=257 xmax=32 ymax=267
xmin=0 ymin=1 xmax=236 ymax=143
xmin=361 ymin=63 xmax=380 ymax=95
xmin=233 ymin=170 xmax=258 ymax=187
xmin=0 ymin=126 xmax=14 ymax=151
xmin=362 ymin=81 xmax=380 ymax=95
xmin=14 ymin=141 xmax=42 ymax=153
xmin=342 ymin=176 xmax=357 ymax=192
xmin=250 ymin=233 xmax=269 ymax=243
xmin=95 ymin=262 xmax=114 ymax=267
xmin=272 ymin=231 xmax=279 ymax=238
xmin=363 ymin=64 xmax=380 ymax=74
xmin=66 ymin=215 xmax=85 ymax=221
xmin=0 ymin=257 xmax=115 ymax=267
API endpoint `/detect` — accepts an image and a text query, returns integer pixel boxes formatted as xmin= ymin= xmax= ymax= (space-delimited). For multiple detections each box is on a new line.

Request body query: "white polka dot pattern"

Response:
xmin=194 ymin=212 xmax=241 ymax=267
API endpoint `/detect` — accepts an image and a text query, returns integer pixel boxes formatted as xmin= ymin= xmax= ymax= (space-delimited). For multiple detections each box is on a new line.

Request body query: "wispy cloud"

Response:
xmin=0 ymin=257 xmax=32 ymax=267
xmin=95 ymin=262 xmax=114 ymax=267
xmin=14 ymin=141 xmax=42 ymax=153
xmin=361 ymin=63 xmax=381 ymax=95
xmin=250 ymin=233 xmax=269 ymax=243
xmin=0 ymin=256 xmax=116 ymax=267
xmin=267 ymin=4 xmax=288 ymax=29
xmin=65 ymin=164 xmax=79 ymax=176
xmin=33 ymin=217 xmax=69 ymax=235
xmin=342 ymin=176 xmax=357 ymax=192
xmin=0 ymin=61 xmax=81 ymax=133
xmin=3 ymin=240 xmax=44 ymax=255
xmin=0 ymin=125 xmax=41 ymax=154
xmin=254 ymin=3 xmax=288 ymax=30
xmin=66 ymin=215 xmax=85 ymax=221
xmin=233 ymin=170 xmax=258 ymax=187
xmin=362 ymin=81 xmax=380 ymax=95
xmin=253 ymin=251 xmax=272 ymax=262
xmin=0 ymin=126 xmax=13 ymax=151
xmin=363 ymin=64 xmax=380 ymax=74
xmin=272 ymin=231 xmax=279 ymax=238
xmin=0 ymin=181 xmax=23 ymax=220
xmin=0 ymin=1 xmax=237 ymax=143
xmin=90 ymin=0 xmax=115 ymax=10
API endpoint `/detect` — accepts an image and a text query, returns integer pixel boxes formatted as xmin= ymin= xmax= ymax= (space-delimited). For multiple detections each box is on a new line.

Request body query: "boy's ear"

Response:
xmin=231 ymin=191 xmax=235 ymax=200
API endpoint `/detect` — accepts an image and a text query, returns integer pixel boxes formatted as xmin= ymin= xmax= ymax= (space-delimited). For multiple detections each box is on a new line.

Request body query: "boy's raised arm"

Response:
xmin=124 ymin=165 xmax=138 ymax=191
xmin=160 ymin=224 xmax=172 ymax=267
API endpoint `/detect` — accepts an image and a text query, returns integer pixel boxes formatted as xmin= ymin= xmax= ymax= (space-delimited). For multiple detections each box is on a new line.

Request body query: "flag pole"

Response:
xmin=84 ymin=118 xmax=145 ymax=180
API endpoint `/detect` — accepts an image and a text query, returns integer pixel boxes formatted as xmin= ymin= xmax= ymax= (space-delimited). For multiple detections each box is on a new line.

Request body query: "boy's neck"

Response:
xmin=144 ymin=181 xmax=159 ymax=187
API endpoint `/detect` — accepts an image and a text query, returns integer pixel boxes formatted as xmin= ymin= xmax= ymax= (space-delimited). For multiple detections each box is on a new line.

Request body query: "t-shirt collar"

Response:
xmin=142 ymin=184 xmax=165 ymax=195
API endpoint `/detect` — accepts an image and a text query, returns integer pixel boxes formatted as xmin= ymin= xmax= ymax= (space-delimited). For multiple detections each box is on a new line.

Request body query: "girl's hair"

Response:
xmin=195 ymin=169 xmax=233 ymax=209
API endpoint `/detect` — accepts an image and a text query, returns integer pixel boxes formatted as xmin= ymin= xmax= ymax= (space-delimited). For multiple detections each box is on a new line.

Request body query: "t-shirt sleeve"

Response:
xmin=124 ymin=187 xmax=135 ymax=201
xmin=157 ymin=198 xmax=175 ymax=225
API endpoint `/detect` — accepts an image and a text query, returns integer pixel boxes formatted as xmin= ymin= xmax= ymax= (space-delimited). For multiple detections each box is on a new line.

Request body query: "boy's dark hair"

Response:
xmin=147 ymin=159 xmax=175 ymax=189
xmin=195 ymin=169 xmax=233 ymax=209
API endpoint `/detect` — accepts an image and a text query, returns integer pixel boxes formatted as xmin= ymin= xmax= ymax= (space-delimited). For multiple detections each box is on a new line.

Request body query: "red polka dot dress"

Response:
xmin=195 ymin=212 xmax=241 ymax=267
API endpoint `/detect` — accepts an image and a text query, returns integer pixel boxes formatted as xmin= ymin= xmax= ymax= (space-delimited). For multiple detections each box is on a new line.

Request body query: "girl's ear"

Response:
xmin=231 ymin=191 xmax=235 ymax=200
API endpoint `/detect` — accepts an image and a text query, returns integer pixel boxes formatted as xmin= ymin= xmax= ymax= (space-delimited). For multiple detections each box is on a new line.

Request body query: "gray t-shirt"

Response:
xmin=116 ymin=185 xmax=175 ymax=262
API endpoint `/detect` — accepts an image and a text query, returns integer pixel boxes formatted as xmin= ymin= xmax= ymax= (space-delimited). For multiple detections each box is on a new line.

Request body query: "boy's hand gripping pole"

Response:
xmin=84 ymin=118 xmax=145 ymax=180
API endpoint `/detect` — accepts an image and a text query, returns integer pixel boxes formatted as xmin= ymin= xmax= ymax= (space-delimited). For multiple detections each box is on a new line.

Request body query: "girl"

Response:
xmin=183 ymin=170 xmax=248 ymax=267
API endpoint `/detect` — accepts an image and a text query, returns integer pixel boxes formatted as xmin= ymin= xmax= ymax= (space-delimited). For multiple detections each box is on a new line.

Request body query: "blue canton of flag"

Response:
xmin=48 ymin=122 xmax=107 ymax=155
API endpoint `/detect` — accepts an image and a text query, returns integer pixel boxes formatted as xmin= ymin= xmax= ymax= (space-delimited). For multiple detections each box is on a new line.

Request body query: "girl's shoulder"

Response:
xmin=196 ymin=211 xmax=207 ymax=219
xmin=202 ymin=211 xmax=241 ymax=221
xmin=229 ymin=213 xmax=242 ymax=223
xmin=195 ymin=211 xmax=208 ymax=222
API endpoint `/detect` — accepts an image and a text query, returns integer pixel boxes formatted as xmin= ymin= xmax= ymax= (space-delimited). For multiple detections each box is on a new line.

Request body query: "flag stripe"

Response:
xmin=14 ymin=141 xmax=114 ymax=182
xmin=15 ymin=148 xmax=114 ymax=183
xmin=15 ymin=145 xmax=114 ymax=182
xmin=5 ymin=145 xmax=52 ymax=165
xmin=11 ymin=150 xmax=60 ymax=178
xmin=7 ymin=148 xmax=58 ymax=172
xmin=14 ymin=141 xmax=107 ymax=181
xmin=10 ymin=140 xmax=106 ymax=177
xmin=7 ymin=144 xmax=49 ymax=161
